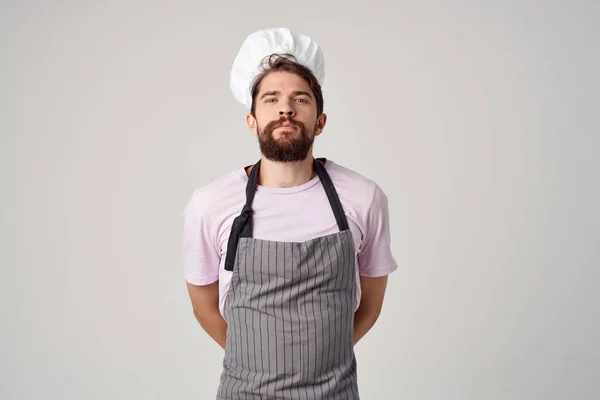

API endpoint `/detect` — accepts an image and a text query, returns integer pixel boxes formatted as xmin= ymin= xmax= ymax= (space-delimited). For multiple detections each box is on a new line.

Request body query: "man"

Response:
xmin=183 ymin=28 xmax=397 ymax=399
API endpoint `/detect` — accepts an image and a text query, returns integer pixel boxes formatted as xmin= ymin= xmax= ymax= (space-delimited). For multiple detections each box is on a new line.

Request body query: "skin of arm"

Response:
xmin=186 ymin=281 xmax=227 ymax=349
xmin=353 ymin=275 xmax=389 ymax=345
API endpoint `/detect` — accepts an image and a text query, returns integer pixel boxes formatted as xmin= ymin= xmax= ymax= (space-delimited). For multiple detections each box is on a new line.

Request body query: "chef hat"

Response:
xmin=230 ymin=27 xmax=325 ymax=109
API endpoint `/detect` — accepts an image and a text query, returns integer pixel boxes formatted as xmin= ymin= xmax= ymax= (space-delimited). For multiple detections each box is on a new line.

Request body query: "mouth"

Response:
xmin=277 ymin=123 xmax=298 ymax=129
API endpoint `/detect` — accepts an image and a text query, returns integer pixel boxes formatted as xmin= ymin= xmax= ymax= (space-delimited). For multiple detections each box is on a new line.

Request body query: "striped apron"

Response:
xmin=216 ymin=158 xmax=359 ymax=400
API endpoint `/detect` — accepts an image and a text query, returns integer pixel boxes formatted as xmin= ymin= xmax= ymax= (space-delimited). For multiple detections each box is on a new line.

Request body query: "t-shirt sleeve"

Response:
xmin=182 ymin=188 xmax=221 ymax=285
xmin=357 ymin=184 xmax=398 ymax=277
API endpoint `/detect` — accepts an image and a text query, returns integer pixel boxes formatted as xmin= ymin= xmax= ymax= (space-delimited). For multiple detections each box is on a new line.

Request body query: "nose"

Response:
xmin=278 ymin=101 xmax=295 ymax=118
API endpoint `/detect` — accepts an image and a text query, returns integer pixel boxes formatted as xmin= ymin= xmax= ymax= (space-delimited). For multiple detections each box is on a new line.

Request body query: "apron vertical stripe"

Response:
xmin=309 ymin=240 xmax=322 ymax=399
xmin=290 ymin=245 xmax=299 ymax=399
xmin=271 ymin=240 xmax=277 ymax=399
xmin=276 ymin=241 xmax=283 ymax=395
xmin=341 ymin=234 xmax=353 ymax=400
xmin=342 ymin=233 xmax=357 ymax=399
xmin=231 ymin=244 xmax=242 ymax=398
xmin=252 ymin=241 xmax=261 ymax=395
xmin=230 ymin=244 xmax=240 ymax=399
xmin=326 ymin=236 xmax=343 ymax=395
xmin=242 ymin=243 xmax=250 ymax=396
xmin=306 ymin=241 xmax=319 ymax=400
xmin=259 ymin=240 xmax=267 ymax=397
xmin=331 ymin=235 xmax=346 ymax=400
xmin=318 ymin=237 xmax=333 ymax=395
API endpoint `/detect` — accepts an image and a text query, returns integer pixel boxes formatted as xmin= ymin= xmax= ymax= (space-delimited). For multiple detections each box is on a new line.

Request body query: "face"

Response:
xmin=247 ymin=71 xmax=326 ymax=162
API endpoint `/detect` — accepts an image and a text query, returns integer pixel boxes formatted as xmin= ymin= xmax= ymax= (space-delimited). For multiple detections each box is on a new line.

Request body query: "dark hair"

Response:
xmin=250 ymin=53 xmax=324 ymax=117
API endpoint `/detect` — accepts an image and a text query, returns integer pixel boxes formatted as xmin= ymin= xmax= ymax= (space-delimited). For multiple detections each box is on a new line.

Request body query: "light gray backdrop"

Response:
xmin=2 ymin=0 xmax=599 ymax=399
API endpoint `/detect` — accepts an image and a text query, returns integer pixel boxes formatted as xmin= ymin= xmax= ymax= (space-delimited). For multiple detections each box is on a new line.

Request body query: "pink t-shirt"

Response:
xmin=183 ymin=159 xmax=397 ymax=317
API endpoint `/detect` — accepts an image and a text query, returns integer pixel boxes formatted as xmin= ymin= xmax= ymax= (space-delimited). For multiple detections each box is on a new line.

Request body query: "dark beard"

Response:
xmin=257 ymin=116 xmax=316 ymax=162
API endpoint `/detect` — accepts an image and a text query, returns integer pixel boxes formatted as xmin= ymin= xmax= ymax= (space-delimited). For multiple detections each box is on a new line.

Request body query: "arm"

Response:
xmin=183 ymin=188 xmax=226 ymax=348
xmin=354 ymin=275 xmax=389 ymax=345
xmin=354 ymin=184 xmax=396 ymax=344
xmin=186 ymin=281 xmax=227 ymax=349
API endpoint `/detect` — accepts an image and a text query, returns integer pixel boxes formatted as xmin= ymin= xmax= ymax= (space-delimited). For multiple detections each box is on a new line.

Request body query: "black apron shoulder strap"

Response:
xmin=224 ymin=160 xmax=260 ymax=271
xmin=314 ymin=159 xmax=349 ymax=231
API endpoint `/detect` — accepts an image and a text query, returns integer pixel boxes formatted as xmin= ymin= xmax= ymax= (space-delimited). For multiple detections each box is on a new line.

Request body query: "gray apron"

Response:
xmin=216 ymin=158 xmax=359 ymax=400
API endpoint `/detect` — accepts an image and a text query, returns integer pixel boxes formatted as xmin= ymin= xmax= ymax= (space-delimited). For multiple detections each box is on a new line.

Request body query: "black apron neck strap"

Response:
xmin=314 ymin=159 xmax=350 ymax=231
xmin=224 ymin=158 xmax=349 ymax=271
xmin=244 ymin=159 xmax=261 ymax=209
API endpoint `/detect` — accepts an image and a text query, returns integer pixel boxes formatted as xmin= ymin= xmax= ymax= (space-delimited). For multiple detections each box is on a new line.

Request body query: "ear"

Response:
xmin=246 ymin=113 xmax=258 ymax=136
xmin=314 ymin=113 xmax=327 ymax=137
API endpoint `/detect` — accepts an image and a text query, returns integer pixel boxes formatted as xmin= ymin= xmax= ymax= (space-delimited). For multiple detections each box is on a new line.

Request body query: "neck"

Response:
xmin=252 ymin=155 xmax=317 ymax=188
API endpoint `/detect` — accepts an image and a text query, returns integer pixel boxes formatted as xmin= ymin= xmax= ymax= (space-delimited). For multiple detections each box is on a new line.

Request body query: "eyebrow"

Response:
xmin=259 ymin=90 xmax=314 ymax=100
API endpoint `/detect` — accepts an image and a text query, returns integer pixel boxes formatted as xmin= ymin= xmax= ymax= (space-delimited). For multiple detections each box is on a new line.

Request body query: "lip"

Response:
xmin=277 ymin=124 xmax=297 ymax=129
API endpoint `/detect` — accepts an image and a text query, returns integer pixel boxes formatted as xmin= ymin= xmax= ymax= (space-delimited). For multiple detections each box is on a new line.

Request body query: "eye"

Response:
xmin=296 ymin=98 xmax=308 ymax=103
xmin=265 ymin=98 xmax=276 ymax=103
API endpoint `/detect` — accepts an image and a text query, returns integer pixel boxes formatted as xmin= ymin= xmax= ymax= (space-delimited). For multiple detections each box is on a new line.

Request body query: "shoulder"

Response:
xmin=325 ymin=159 xmax=382 ymax=206
xmin=183 ymin=168 xmax=246 ymax=217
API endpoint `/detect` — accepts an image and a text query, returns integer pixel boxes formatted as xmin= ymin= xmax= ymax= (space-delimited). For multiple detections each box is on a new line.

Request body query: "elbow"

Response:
xmin=193 ymin=305 xmax=219 ymax=327
xmin=193 ymin=307 xmax=209 ymax=325
xmin=355 ymin=303 xmax=383 ymax=324
xmin=370 ymin=306 xmax=383 ymax=324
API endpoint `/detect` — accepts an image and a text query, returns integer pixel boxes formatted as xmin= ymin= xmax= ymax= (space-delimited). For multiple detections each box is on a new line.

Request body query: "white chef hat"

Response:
xmin=230 ymin=27 xmax=325 ymax=109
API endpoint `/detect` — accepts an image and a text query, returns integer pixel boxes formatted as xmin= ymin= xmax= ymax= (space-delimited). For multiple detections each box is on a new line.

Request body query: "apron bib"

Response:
xmin=216 ymin=158 xmax=359 ymax=400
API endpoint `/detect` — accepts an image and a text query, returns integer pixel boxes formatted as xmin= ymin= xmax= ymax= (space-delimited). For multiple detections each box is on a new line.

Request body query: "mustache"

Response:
xmin=264 ymin=116 xmax=303 ymax=132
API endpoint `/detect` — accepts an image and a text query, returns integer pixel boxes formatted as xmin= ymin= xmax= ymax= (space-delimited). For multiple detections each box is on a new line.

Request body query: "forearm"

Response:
xmin=194 ymin=309 xmax=228 ymax=349
xmin=353 ymin=306 xmax=381 ymax=345
xmin=187 ymin=281 xmax=227 ymax=349
xmin=353 ymin=275 xmax=389 ymax=345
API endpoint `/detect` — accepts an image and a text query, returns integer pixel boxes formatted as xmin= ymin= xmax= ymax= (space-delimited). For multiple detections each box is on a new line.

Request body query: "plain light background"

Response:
xmin=2 ymin=0 xmax=599 ymax=399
